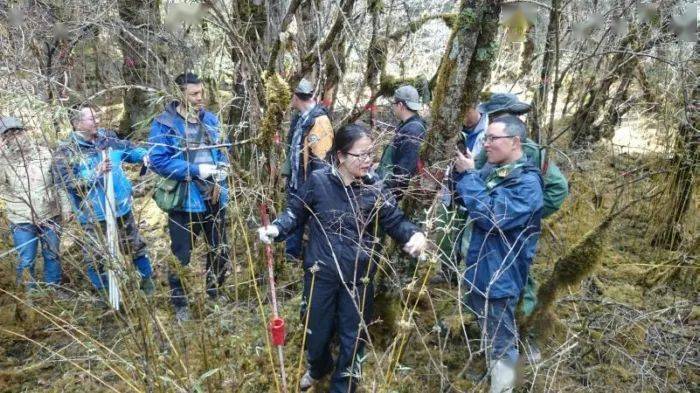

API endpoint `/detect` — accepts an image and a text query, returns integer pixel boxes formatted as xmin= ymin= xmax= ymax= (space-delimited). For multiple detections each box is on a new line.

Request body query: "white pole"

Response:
xmin=103 ymin=148 xmax=120 ymax=310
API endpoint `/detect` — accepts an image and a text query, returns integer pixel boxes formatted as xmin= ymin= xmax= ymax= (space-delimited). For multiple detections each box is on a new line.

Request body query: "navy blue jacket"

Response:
xmin=455 ymin=160 xmax=543 ymax=299
xmin=377 ymin=114 xmax=427 ymax=198
xmin=273 ymin=165 xmax=419 ymax=283
xmin=148 ymin=102 xmax=229 ymax=212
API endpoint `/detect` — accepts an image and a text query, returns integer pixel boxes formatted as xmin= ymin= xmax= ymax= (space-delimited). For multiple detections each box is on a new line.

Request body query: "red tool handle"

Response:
xmin=259 ymin=203 xmax=270 ymax=226
xmin=259 ymin=203 xmax=285 ymax=346
xmin=269 ymin=317 xmax=286 ymax=346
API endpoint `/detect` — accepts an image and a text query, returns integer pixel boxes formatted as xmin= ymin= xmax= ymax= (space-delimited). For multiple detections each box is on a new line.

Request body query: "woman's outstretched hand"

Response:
xmin=403 ymin=232 xmax=427 ymax=258
xmin=258 ymin=225 xmax=280 ymax=244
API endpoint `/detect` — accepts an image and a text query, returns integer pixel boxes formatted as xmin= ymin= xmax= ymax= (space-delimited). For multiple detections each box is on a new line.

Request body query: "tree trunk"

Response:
xmin=528 ymin=0 xmax=560 ymax=143
xmin=420 ymin=0 xmax=502 ymax=165
xmin=518 ymin=23 xmax=536 ymax=80
xmin=568 ymin=24 xmax=651 ymax=148
xmin=652 ymin=43 xmax=699 ymax=249
xmin=363 ymin=0 xmax=385 ymax=95
xmin=598 ymin=69 xmax=634 ymax=140
xmin=293 ymin=0 xmax=356 ymax=87
xmin=320 ymin=38 xmax=347 ymax=110
xmin=117 ymin=0 xmax=165 ymax=139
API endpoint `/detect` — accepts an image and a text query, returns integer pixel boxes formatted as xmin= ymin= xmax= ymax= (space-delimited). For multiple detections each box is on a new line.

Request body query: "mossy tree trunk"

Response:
xmin=320 ymin=37 xmax=346 ymax=110
xmin=117 ymin=0 xmax=165 ymax=139
xmin=420 ymin=0 xmax=502 ymax=165
xmin=363 ymin=0 xmax=385 ymax=96
xmin=527 ymin=215 xmax=614 ymax=339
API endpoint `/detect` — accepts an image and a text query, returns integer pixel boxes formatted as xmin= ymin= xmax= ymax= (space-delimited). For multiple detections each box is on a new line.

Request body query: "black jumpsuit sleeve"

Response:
xmin=273 ymin=172 xmax=315 ymax=240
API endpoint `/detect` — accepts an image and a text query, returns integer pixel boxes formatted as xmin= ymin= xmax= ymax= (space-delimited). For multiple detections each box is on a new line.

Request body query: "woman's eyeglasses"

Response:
xmin=346 ymin=151 xmax=374 ymax=161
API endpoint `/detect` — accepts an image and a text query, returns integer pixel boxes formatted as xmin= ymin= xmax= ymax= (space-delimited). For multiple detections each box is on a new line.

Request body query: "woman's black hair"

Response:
xmin=325 ymin=123 xmax=369 ymax=164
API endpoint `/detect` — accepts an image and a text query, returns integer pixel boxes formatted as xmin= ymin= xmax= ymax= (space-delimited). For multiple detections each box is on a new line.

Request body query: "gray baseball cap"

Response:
xmin=294 ymin=78 xmax=314 ymax=95
xmin=393 ymin=85 xmax=422 ymax=111
xmin=0 ymin=117 xmax=25 ymax=135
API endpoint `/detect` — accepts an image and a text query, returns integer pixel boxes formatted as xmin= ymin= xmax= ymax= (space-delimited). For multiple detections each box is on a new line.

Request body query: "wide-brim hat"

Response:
xmin=477 ymin=93 xmax=531 ymax=115
xmin=0 ymin=117 xmax=25 ymax=135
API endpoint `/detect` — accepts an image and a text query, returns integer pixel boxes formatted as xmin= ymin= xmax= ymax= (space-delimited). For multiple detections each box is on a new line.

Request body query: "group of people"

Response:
xmin=0 ymin=71 xmax=567 ymax=393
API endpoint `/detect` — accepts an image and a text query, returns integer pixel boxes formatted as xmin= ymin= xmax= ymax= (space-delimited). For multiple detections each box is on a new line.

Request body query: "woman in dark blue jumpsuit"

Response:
xmin=258 ymin=124 xmax=427 ymax=392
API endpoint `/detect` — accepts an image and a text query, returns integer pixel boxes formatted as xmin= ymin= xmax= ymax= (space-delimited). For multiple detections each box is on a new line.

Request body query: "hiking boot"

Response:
xmin=489 ymin=360 xmax=515 ymax=393
xmin=174 ymin=306 xmax=190 ymax=323
xmin=140 ymin=278 xmax=156 ymax=296
xmin=299 ymin=370 xmax=318 ymax=391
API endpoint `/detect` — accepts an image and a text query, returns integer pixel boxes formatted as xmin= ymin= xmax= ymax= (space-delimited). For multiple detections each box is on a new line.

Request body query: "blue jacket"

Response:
xmin=148 ymin=102 xmax=229 ymax=212
xmin=273 ymin=165 xmax=419 ymax=283
xmin=53 ymin=130 xmax=146 ymax=224
xmin=377 ymin=114 xmax=427 ymax=199
xmin=462 ymin=111 xmax=488 ymax=157
xmin=455 ymin=159 xmax=544 ymax=299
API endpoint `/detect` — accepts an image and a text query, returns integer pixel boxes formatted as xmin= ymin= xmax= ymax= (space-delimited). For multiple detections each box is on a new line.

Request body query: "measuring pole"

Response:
xmin=259 ymin=203 xmax=288 ymax=393
xmin=103 ymin=148 xmax=120 ymax=310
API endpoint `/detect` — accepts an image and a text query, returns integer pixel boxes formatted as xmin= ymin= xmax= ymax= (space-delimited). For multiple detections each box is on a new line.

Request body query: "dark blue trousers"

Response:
xmin=302 ymin=272 xmax=374 ymax=393
xmin=467 ymin=293 xmax=519 ymax=365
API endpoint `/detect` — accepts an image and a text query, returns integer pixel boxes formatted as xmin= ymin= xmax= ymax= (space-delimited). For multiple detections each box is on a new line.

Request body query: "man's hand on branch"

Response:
xmin=258 ymin=225 xmax=280 ymax=244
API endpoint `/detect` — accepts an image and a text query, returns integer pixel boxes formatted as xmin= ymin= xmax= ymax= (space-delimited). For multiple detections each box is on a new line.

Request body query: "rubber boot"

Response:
xmin=489 ymin=359 xmax=515 ymax=393
xmin=299 ymin=370 xmax=318 ymax=391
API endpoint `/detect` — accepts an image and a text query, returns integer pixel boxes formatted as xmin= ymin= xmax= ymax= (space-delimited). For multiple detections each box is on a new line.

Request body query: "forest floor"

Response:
xmin=0 ymin=121 xmax=698 ymax=392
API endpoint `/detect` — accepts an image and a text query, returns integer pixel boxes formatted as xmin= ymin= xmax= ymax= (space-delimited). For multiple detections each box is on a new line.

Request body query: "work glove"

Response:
xmin=403 ymin=232 xmax=427 ymax=258
xmin=258 ymin=225 xmax=280 ymax=244
xmin=212 ymin=166 xmax=229 ymax=182
xmin=197 ymin=164 xmax=217 ymax=179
